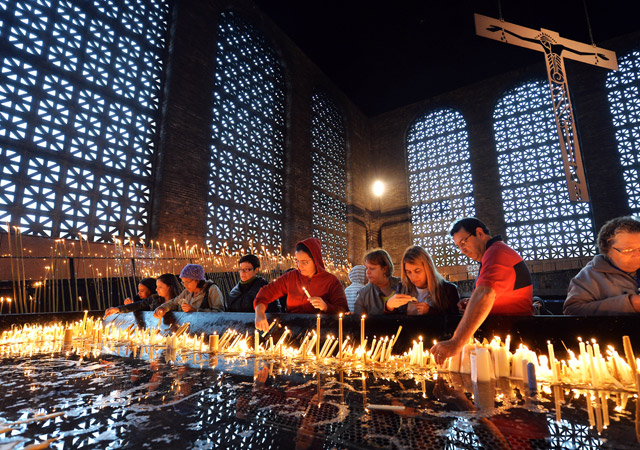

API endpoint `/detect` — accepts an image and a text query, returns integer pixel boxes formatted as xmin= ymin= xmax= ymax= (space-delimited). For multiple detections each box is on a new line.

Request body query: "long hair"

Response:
xmin=401 ymin=245 xmax=447 ymax=310
xmin=156 ymin=273 xmax=183 ymax=300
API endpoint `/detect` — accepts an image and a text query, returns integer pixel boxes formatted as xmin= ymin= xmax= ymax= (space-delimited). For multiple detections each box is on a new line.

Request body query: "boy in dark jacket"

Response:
xmin=226 ymin=254 xmax=269 ymax=312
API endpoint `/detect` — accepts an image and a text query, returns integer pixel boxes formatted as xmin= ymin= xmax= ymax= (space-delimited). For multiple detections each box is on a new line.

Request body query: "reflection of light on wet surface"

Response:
xmin=1 ymin=345 xmax=640 ymax=449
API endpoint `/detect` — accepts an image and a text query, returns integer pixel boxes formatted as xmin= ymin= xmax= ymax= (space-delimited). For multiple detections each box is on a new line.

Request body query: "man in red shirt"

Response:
xmin=431 ymin=217 xmax=533 ymax=364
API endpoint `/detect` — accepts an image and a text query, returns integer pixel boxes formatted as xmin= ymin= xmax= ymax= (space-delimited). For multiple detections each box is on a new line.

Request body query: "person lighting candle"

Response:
xmin=154 ymin=264 xmax=224 ymax=317
xmin=395 ymin=245 xmax=459 ymax=315
xmin=564 ymin=216 xmax=640 ymax=315
xmin=254 ymin=238 xmax=348 ymax=332
xmin=105 ymin=274 xmax=183 ymax=317
xmin=431 ymin=217 xmax=533 ymax=364
xmin=122 ymin=278 xmax=157 ymax=305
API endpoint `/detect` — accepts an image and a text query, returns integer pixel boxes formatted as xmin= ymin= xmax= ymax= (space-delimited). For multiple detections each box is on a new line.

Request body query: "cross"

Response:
xmin=475 ymin=14 xmax=618 ymax=202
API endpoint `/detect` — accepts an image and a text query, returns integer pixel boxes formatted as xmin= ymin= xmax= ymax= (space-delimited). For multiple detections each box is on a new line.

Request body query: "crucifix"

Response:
xmin=475 ymin=13 xmax=618 ymax=202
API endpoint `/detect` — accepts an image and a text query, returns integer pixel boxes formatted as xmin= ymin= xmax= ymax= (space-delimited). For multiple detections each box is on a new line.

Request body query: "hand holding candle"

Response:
xmin=304 ymin=286 xmax=327 ymax=311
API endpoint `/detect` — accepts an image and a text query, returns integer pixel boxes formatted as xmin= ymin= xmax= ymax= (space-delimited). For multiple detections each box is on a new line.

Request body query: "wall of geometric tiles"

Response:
xmin=311 ymin=90 xmax=347 ymax=263
xmin=494 ymin=80 xmax=595 ymax=260
xmin=606 ymin=49 xmax=640 ymax=216
xmin=406 ymin=108 xmax=476 ymax=267
xmin=207 ymin=11 xmax=285 ymax=255
xmin=0 ymin=0 xmax=168 ymax=243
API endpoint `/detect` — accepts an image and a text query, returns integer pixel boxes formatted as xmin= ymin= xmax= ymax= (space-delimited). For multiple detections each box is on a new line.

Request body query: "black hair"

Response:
xmin=450 ymin=217 xmax=490 ymax=236
xmin=239 ymin=254 xmax=260 ymax=269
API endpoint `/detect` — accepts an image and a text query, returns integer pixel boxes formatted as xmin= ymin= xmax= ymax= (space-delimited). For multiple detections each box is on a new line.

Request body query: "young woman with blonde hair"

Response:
xmin=394 ymin=245 xmax=459 ymax=315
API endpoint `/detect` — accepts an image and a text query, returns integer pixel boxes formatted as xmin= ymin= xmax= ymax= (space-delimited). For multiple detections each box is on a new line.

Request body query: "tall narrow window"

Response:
xmin=406 ymin=108 xmax=475 ymax=266
xmin=0 ymin=0 xmax=169 ymax=242
xmin=606 ymin=50 xmax=640 ymax=214
xmin=494 ymin=80 xmax=595 ymax=260
xmin=311 ymin=90 xmax=347 ymax=263
xmin=208 ymin=11 xmax=285 ymax=254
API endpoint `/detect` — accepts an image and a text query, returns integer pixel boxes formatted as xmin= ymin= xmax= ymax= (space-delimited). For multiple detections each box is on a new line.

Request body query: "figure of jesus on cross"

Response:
xmin=475 ymin=14 xmax=618 ymax=202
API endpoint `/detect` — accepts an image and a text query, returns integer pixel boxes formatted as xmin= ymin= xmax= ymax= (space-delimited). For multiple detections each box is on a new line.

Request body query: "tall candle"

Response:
xmin=82 ymin=310 xmax=88 ymax=330
xmin=254 ymin=330 xmax=259 ymax=353
xmin=622 ymin=335 xmax=637 ymax=389
xmin=316 ymin=314 xmax=321 ymax=358
xmin=302 ymin=287 xmax=311 ymax=299
xmin=360 ymin=315 xmax=365 ymax=351
xmin=547 ymin=340 xmax=558 ymax=383
xmin=338 ymin=313 xmax=343 ymax=361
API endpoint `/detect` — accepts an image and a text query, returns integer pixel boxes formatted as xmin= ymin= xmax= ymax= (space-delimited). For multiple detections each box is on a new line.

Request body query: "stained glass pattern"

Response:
xmin=606 ymin=50 xmax=640 ymax=214
xmin=311 ymin=91 xmax=347 ymax=263
xmin=494 ymin=80 xmax=595 ymax=260
xmin=0 ymin=0 xmax=169 ymax=242
xmin=207 ymin=11 xmax=285 ymax=254
xmin=406 ymin=108 xmax=475 ymax=266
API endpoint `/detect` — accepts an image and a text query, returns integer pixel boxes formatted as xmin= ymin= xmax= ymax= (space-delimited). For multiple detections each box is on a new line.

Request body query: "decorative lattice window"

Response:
xmin=0 ymin=0 xmax=169 ymax=242
xmin=311 ymin=90 xmax=347 ymax=263
xmin=494 ymin=80 xmax=595 ymax=260
xmin=606 ymin=50 xmax=640 ymax=214
xmin=406 ymin=108 xmax=475 ymax=267
xmin=208 ymin=11 xmax=285 ymax=254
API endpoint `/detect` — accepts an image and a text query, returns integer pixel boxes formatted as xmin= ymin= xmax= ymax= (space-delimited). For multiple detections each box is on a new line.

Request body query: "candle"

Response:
xmin=547 ymin=340 xmax=558 ymax=383
xmin=209 ymin=333 xmax=219 ymax=354
xmin=302 ymin=287 xmax=311 ymax=299
xmin=360 ymin=315 xmax=365 ymax=351
xmin=157 ymin=317 xmax=162 ymax=329
xmin=316 ymin=314 xmax=321 ymax=357
xmin=254 ymin=330 xmax=259 ymax=354
xmin=338 ymin=313 xmax=343 ymax=361
xmin=527 ymin=362 xmax=537 ymax=392
xmin=82 ymin=310 xmax=88 ymax=330
xmin=622 ymin=335 xmax=637 ymax=389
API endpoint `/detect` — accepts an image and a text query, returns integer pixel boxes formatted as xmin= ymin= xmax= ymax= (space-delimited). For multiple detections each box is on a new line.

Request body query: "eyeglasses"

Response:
xmin=454 ymin=233 xmax=474 ymax=249
xmin=612 ymin=247 xmax=640 ymax=255
xmin=181 ymin=279 xmax=196 ymax=286
xmin=238 ymin=268 xmax=255 ymax=273
xmin=294 ymin=259 xmax=312 ymax=267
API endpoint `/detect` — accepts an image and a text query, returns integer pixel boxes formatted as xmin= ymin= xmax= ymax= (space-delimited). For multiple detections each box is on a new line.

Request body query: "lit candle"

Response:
xmin=209 ymin=333 xmax=219 ymax=354
xmin=316 ymin=314 xmax=320 ymax=358
xmin=360 ymin=315 xmax=365 ymax=351
xmin=82 ymin=310 xmax=88 ymax=330
xmin=338 ymin=313 xmax=343 ymax=361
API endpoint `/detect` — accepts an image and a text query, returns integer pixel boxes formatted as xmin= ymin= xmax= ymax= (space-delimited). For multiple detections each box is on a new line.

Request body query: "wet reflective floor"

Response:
xmin=1 ymin=344 xmax=640 ymax=449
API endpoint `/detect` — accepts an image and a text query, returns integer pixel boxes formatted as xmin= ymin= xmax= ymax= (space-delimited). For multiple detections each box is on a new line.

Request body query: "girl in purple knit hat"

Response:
xmin=154 ymin=264 xmax=223 ymax=317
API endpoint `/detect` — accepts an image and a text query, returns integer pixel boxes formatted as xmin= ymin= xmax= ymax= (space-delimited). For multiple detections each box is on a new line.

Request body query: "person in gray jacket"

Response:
xmin=353 ymin=249 xmax=402 ymax=315
xmin=564 ymin=216 xmax=640 ymax=315
xmin=154 ymin=264 xmax=224 ymax=317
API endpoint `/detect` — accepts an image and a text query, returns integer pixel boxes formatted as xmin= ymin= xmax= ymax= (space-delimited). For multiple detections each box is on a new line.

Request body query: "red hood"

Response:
xmin=297 ymin=237 xmax=326 ymax=274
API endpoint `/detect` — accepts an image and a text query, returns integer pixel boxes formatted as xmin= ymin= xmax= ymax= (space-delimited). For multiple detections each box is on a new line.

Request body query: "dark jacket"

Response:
xmin=226 ymin=276 xmax=268 ymax=312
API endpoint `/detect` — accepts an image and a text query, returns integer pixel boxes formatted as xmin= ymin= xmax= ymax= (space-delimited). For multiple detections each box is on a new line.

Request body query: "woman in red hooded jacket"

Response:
xmin=254 ymin=237 xmax=348 ymax=331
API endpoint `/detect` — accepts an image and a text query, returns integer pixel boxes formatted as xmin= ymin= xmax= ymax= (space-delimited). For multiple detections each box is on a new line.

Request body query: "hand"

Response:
xmin=255 ymin=366 xmax=269 ymax=385
xmin=309 ymin=296 xmax=327 ymax=311
xmin=407 ymin=302 xmax=429 ymax=315
xmin=153 ymin=306 xmax=168 ymax=319
xmin=255 ymin=308 xmax=269 ymax=332
xmin=457 ymin=298 xmax=470 ymax=313
xmin=124 ymin=298 xmax=133 ymax=305
xmin=430 ymin=338 xmax=464 ymax=366
xmin=104 ymin=307 xmax=119 ymax=317
xmin=181 ymin=303 xmax=196 ymax=312
xmin=386 ymin=294 xmax=416 ymax=311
